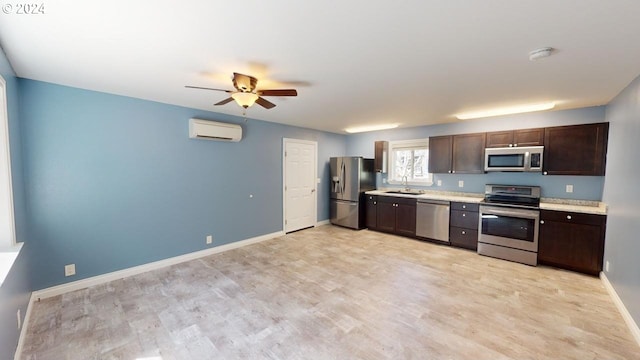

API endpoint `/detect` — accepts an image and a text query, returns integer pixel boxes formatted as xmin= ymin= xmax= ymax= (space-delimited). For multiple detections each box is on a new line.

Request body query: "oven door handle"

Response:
xmin=481 ymin=207 xmax=539 ymax=219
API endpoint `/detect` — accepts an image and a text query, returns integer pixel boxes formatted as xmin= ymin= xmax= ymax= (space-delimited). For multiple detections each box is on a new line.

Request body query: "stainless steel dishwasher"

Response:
xmin=416 ymin=199 xmax=450 ymax=242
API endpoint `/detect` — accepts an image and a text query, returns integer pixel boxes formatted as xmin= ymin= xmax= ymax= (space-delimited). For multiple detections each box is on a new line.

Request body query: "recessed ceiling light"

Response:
xmin=455 ymin=102 xmax=556 ymax=120
xmin=344 ymin=124 xmax=399 ymax=133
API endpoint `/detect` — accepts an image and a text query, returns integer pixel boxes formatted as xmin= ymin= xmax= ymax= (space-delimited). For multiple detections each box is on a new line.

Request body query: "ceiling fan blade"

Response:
xmin=232 ymin=72 xmax=258 ymax=92
xmin=255 ymin=97 xmax=276 ymax=109
xmin=258 ymin=89 xmax=298 ymax=97
xmin=185 ymin=85 xmax=232 ymax=93
xmin=214 ymin=97 xmax=234 ymax=106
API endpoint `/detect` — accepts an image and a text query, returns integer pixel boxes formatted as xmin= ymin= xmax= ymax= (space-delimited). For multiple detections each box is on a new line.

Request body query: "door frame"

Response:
xmin=282 ymin=138 xmax=318 ymax=232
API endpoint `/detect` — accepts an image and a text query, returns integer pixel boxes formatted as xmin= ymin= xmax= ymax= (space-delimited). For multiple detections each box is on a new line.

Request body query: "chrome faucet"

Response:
xmin=402 ymin=175 xmax=409 ymax=191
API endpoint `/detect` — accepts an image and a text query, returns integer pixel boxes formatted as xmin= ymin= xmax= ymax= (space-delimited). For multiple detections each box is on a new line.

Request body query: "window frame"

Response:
xmin=0 ymin=75 xmax=16 ymax=249
xmin=387 ymin=138 xmax=433 ymax=186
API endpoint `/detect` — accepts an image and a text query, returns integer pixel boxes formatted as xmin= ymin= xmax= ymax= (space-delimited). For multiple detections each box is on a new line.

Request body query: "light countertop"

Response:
xmin=365 ymin=189 xmax=608 ymax=215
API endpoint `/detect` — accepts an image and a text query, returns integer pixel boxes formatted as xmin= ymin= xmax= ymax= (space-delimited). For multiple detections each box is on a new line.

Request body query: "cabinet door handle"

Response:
xmin=373 ymin=201 xmax=376 ymax=205
xmin=452 ymin=170 xmax=455 ymax=174
xmin=461 ymin=230 xmax=466 ymax=235
xmin=540 ymin=220 xmax=545 ymax=224
xmin=462 ymin=213 xmax=466 ymax=217
xmin=509 ymin=144 xmax=513 ymax=147
xmin=543 ymin=171 xmax=548 ymax=175
xmin=514 ymin=144 xmax=518 ymax=147
xmin=567 ymin=215 xmax=572 ymax=220
xmin=462 ymin=205 xmax=466 ymax=209
xmin=448 ymin=170 xmax=452 ymax=173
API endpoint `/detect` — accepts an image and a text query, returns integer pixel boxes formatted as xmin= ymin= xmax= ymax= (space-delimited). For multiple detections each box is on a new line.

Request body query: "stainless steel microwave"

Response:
xmin=484 ymin=146 xmax=543 ymax=172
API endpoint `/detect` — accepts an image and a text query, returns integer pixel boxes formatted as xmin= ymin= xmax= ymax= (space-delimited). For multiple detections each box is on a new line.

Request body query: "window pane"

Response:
xmin=413 ymin=149 xmax=429 ymax=180
xmin=393 ymin=149 xmax=412 ymax=181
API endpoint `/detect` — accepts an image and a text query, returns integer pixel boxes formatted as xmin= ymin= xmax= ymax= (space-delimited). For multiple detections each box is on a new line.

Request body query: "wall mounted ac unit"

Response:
xmin=188 ymin=118 xmax=242 ymax=142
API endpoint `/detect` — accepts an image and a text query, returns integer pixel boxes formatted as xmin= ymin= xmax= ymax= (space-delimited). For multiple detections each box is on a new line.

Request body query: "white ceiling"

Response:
xmin=1 ymin=1 xmax=640 ymax=134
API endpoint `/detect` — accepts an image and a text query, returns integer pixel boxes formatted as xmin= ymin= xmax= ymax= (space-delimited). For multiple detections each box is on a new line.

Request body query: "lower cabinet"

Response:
xmin=365 ymin=195 xmax=378 ymax=230
xmin=538 ymin=210 xmax=607 ymax=275
xmin=376 ymin=196 xmax=416 ymax=237
xmin=449 ymin=202 xmax=479 ymax=250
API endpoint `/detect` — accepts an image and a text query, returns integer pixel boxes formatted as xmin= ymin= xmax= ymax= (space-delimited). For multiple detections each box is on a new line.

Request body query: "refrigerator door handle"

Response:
xmin=340 ymin=162 xmax=346 ymax=194
xmin=332 ymin=176 xmax=340 ymax=193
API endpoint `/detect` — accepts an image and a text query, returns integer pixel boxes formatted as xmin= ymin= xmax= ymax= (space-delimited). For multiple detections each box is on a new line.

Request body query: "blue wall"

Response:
xmin=602 ymin=74 xmax=640 ymax=328
xmin=19 ymin=79 xmax=346 ymax=290
xmin=347 ymin=107 xmax=607 ymax=200
xmin=0 ymin=46 xmax=31 ymax=360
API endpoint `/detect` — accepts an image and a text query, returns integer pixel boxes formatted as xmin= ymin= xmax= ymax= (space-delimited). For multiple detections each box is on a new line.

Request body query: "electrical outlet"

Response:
xmin=606 ymin=261 xmax=610 ymax=272
xmin=566 ymin=184 xmax=574 ymax=193
xmin=17 ymin=309 xmax=21 ymax=330
xmin=437 ymin=180 xmax=442 ymax=186
xmin=206 ymin=235 xmax=213 ymax=244
xmin=382 ymin=178 xmax=387 ymax=184
xmin=458 ymin=180 xmax=464 ymax=188
xmin=64 ymin=264 xmax=76 ymax=277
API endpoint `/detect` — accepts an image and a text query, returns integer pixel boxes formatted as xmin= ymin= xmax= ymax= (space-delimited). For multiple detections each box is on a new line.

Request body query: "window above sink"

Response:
xmin=388 ymin=138 xmax=433 ymax=186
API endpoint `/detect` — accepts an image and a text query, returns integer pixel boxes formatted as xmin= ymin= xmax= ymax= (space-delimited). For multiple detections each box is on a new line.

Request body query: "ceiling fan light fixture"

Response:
xmin=231 ymin=92 xmax=259 ymax=108
xmin=455 ymin=102 xmax=556 ymax=120
xmin=344 ymin=124 xmax=399 ymax=133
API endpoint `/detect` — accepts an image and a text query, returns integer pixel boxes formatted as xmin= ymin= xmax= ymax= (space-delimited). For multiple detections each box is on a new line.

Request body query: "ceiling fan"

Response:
xmin=185 ymin=72 xmax=298 ymax=109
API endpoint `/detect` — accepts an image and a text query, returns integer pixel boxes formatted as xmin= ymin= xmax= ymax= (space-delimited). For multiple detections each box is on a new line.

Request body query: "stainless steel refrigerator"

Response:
xmin=330 ymin=157 xmax=375 ymax=229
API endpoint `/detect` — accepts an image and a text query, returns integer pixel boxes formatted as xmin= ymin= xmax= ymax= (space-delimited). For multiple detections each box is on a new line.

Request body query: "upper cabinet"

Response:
xmin=374 ymin=141 xmax=388 ymax=173
xmin=485 ymin=128 xmax=544 ymax=148
xmin=543 ymin=122 xmax=609 ymax=176
xmin=428 ymin=136 xmax=453 ymax=174
xmin=429 ymin=133 xmax=486 ymax=174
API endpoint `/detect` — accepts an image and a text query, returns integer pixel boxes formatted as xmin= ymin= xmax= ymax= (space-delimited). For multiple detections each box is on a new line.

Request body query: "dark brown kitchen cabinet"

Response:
xmin=428 ymin=136 xmax=453 ymax=174
xmin=376 ymin=196 xmax=416 ymax=237
xmin=485 ymin=128 xmax=544 ymax=148
xmin=374 ymin=141 xmax=388 ymax=173
xmin=449 ymin=202 xmax=479 ymax=250
xmin=543 ymin=122 xmax=609 ymax=176
xmin=365 ymin=195 xmax=378 ymax=230
xmin=538 ymin=209 xmax=607 ymax=276
xmin=428 ymin=133 xmax=486 ymax=174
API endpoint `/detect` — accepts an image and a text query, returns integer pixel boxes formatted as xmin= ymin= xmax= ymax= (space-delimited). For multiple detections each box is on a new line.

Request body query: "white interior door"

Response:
xmin=283 ymin=139 xmax=317 ymax=233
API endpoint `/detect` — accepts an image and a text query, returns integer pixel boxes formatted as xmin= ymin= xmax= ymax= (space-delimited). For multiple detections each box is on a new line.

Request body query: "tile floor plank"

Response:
xmin=21 ymin=225 xmax=639 ymax=359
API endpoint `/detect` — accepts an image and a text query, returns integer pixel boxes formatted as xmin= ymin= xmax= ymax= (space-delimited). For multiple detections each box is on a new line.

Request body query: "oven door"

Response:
xmin=479 ymin=205 xmax=539 ymax=252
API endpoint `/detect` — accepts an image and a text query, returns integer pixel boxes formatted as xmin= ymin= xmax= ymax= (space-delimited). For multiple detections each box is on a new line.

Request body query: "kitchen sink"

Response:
xmin=384 ymin=190 xmax=423 ymax=195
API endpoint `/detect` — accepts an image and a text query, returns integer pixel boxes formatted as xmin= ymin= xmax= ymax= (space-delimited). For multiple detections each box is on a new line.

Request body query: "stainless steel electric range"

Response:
xmin=478 ymin=184 xmax=541 ymax=266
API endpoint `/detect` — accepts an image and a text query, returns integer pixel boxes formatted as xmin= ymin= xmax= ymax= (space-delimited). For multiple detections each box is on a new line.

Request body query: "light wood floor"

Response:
xmin=21 ymin=225 xmax=639 ymax=359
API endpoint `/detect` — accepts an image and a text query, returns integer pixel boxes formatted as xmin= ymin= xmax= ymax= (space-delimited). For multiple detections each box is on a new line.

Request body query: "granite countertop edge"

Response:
xmin=365 ymin=189 xmax=608 ymax=215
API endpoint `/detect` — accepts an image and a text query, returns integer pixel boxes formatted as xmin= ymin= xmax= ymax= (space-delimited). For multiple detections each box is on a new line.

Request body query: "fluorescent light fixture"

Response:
xmin=455 ymin=102 xmax=556 ymax=120
xmin=344 ymin=124 xmax=399 ymax=133
xmin=231 ymin=92 xmax=259 ymax=108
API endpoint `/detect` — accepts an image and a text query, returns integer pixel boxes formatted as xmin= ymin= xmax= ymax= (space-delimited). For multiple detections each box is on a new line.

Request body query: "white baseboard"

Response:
xmin=316 ymin=219 xmax=330 ymax=226
xmin=600 ymin=272 xmax=640 ymax=346
xmin=32 ymin=231 xmax=284 ymax=300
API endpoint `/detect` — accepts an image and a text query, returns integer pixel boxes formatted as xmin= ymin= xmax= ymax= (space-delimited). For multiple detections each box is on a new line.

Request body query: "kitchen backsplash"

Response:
xmin=377 ymin=172 xmax=605 ymax=201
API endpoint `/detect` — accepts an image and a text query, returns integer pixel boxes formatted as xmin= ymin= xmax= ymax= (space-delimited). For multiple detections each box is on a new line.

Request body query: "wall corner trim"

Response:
xmin=32 ymin=230 xmax=284 ymax=301
xmin=600 ymin=272 xmax=640 ymax=346
xmin=13 ymin=292 xmax=35 ymax=360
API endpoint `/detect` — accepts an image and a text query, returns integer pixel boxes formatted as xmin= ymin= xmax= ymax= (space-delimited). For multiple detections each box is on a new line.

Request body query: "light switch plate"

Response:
xmin=566 ymin=184 xmax=574 ymax=193
xmin=437 ymin=180 xmax=442 ymax=186
xmin=458 ymin=180 xmax=464 ymax=188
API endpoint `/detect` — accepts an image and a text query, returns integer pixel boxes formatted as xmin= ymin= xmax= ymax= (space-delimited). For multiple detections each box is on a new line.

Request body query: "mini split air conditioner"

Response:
xmin=188 ymin=118 xmax=242 ymax=142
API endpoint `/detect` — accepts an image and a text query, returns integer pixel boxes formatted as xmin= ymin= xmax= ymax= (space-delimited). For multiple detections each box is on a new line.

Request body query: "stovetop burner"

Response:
xmin=482 ymin=184 xmax=541 ymax=209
